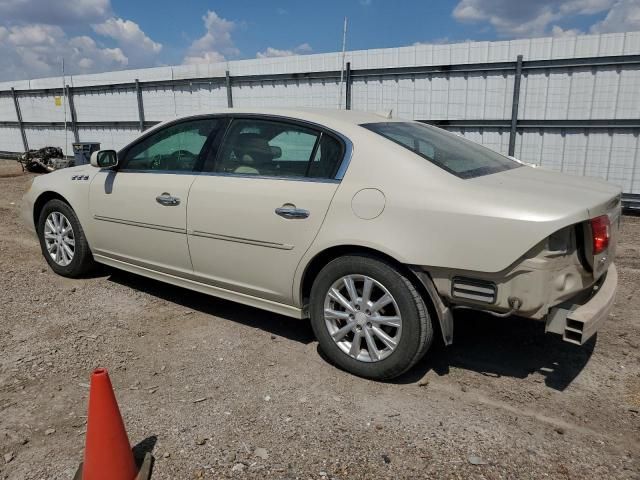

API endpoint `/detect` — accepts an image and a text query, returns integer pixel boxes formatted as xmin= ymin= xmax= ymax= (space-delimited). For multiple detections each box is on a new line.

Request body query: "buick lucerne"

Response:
xmin=22 ymin=109 xmax=621 ymax=379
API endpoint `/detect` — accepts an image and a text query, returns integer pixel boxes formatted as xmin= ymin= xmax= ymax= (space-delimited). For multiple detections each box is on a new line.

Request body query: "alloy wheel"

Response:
xmin=323 ymin=274 xmax=402 ymax=362
xmin=43 ymin=211 xmax=75 ymax=266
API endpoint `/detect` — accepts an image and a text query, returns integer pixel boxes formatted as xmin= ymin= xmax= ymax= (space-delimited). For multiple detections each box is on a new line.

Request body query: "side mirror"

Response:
xmin=90 ymin=150 xmax=118 ymax=169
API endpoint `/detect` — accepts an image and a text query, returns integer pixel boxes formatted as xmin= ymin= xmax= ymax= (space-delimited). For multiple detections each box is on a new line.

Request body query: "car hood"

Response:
xmin=468 ymin=165 xmax=621 ymax=223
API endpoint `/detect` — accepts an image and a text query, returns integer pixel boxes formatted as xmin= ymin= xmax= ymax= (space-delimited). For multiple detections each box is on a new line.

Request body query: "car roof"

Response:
xmin=132 ymin=108 xmax=408 ymax=148
xmin=177 ymin=108 xmax=404 ymax=128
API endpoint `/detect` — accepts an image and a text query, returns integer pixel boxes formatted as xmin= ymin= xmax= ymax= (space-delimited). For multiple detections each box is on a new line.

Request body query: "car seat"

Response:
xmin=233 ymin=133 xmax=275 ymax=175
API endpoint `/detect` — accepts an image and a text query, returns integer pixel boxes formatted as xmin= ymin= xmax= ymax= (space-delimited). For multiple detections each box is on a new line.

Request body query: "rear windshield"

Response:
xmin=361 ymin=122 xmax=521 ymax=179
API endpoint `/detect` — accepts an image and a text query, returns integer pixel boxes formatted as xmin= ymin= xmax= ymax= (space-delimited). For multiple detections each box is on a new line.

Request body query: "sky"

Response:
xmin=0 ymin=0 xmax=639 ymax=81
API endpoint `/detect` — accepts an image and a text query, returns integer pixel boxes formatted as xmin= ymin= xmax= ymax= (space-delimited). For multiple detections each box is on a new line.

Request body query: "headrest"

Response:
xmin=236 ymin=133 xmax=270 ymax=152
xmin=233 ymin=133 xmax=274 ymax=164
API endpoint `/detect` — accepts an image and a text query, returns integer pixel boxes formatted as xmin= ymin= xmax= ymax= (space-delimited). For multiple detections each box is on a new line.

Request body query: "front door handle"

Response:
xmin=275 ymin=204 xmax=310 ymax=219
xmin=156 ymin=192 xmax=181 ymax=206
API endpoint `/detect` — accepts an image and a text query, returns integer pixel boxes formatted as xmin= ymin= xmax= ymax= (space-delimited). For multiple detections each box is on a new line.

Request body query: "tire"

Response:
xmin=37 ymin=199 xmax=95 ymax=277
xmin=309 ymin=254 xmax=433 ymax=380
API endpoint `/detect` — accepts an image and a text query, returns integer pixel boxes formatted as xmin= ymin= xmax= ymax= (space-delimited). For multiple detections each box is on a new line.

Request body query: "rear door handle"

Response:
xmin=156 ymin=192 xmax=180 ymax=206
xmin=275 ymin=205 xmax=310 ymax=219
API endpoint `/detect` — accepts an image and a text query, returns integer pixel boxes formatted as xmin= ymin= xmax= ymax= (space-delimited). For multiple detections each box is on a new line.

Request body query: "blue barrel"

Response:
xmin=72 ymin=142 xmax=100 ymax=166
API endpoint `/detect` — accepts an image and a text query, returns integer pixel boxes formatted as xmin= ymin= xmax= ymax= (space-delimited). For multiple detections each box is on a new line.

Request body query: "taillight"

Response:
xmin=590 ymin=215 xmax=610 ymax=255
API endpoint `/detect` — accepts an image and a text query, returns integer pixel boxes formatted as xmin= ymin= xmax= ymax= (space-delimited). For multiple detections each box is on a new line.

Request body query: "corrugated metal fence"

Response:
xmin=1 ymin=31 xmax=639 ymax=195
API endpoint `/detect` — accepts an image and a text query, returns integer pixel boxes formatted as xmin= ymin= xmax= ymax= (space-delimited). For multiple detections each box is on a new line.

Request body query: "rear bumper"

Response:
xmin=545 ymin=263 xmax=617 ymax=345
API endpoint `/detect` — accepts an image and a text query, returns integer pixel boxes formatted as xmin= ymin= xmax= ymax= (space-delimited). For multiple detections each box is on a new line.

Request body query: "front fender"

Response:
xmin=25 ymin=166 xmax=97 ymax=241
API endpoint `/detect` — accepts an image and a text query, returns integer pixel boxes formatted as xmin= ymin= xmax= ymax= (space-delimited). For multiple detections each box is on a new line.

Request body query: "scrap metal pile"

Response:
xmin=18 ymin=147 xmax=73 ymax=173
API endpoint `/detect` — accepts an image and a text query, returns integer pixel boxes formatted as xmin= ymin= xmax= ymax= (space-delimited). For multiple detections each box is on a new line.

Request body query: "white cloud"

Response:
xmin=0 ymin=23 xmax=128 ymax=81
xmin=551 ymin=25 xmax=583 ymax=36
xmin=452 ymin=0 xmax=616 ymax=37
xmin=0 ymin=0 xmax=111 ymax=25
xmin=92 ymin=17 xmax=162 ymax=67
xmin=0 ymin=0 xmax=165 ymax=80
xmin=590 ymin=0 xmax=640 ymax=33
xmin=413 ymin=37 xmax=466 ymax=46
xmin=184 ymin=10 xmax=239 ymax=65
xmin=256 ymin=43 xmax=313 ymax=58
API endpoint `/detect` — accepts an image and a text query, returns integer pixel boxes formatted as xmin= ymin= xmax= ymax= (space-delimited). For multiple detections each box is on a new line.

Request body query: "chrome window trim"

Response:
xmin=196 ymin=171 xmax=341 ymax=183
xmin=116 ymin=114 xmax=225 ymax=159
xmin=334 ymin=141 xmax=352 ymax=180
xmin=112 ymin=169 xmax=340 ymax=183
xmin=217 ymin=113 xmax=354 ymax=181
xmin=110 ymin=169 xmax=199 ymax=175
xmin=116 ymin=113 xmax=354 ymax=181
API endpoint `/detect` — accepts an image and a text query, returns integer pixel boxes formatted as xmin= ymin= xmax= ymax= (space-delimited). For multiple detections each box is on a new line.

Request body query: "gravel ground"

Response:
xmin=0 ymin=159 xmax=639 ymax=479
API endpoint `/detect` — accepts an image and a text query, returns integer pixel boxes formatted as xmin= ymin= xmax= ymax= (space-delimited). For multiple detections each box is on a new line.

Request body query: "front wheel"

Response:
xmin=309 ymin=254 xmax=433 ymax=380
xmin=37 ymin=199 xmax=95 ymax=277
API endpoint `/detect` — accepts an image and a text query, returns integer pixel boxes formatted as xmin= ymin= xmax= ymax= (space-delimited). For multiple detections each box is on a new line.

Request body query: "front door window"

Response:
xmin=121 ymin=118 xmax=219 ymax=172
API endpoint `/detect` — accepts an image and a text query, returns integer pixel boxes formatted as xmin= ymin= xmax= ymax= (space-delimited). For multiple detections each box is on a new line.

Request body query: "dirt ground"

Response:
xmin=0 ymin=159 xmax=639 ymax=480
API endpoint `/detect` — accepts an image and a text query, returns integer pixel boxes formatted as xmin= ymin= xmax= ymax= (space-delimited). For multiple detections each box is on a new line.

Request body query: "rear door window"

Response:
xmin=212 ymin=118 xmax=343 ymax=179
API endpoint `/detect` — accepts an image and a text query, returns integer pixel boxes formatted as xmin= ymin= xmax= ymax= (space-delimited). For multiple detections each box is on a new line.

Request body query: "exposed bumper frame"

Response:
xmin=545 ymin=263 xmax=618 ymax=345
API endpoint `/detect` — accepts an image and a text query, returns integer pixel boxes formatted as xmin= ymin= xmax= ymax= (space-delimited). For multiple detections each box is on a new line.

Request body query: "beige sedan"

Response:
xmin=22 ymin=108 xmax=621 ymax=379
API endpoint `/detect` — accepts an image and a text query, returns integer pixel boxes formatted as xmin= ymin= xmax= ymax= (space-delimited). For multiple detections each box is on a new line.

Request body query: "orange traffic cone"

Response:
xmin=73 ymin=368 xmax=152 ymax=480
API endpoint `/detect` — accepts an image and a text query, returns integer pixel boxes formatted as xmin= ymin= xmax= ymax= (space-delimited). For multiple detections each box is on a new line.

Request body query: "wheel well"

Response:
xmin=300 ymin=245 xmax=446 ymax=345
xmin=301 ymin=245 xmax=427 ymax=305
xmin=33 ymin=191 xmax=69 ymax=229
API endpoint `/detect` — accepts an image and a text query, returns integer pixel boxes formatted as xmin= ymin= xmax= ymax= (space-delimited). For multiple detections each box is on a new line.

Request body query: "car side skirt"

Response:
xmin=93 ymin=254 xmax=305 ymax=319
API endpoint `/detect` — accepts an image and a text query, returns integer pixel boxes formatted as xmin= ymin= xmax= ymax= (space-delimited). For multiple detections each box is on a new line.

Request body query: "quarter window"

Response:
xmin=307 ymin=134 xmax=342 ymax=178
xmin=121 ymin=118 xmax=219 ymax=172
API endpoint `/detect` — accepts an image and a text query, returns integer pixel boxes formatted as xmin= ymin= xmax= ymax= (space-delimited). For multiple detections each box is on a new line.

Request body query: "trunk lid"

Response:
xmin=471 ymin=166 xmax=620 ymax=218
xmin=472 ymin=166 xmax=621 ymax=278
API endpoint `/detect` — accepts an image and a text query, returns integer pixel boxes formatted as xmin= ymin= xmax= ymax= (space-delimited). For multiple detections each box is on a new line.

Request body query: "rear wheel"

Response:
xmin=37 ymin=199 xmax=95 ymax=277
xmin=309 ymin=254 xmax=433 ymax=380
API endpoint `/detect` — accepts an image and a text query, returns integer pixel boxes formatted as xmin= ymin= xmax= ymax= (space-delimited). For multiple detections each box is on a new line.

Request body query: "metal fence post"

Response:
xmin=345 ymin=62 xmax=352 ymax=110
xmin=508 ymin=54 xmax=523 ymax=157
xmin=135 ymin=79 xmax=146 ymax=131
xmin=11 ymin=87 xmax=29 ymax=152
xmin=225 ymin=71 xmax=233 ymax=108
xmin=66 ymin=85 xmax=80 ymax=143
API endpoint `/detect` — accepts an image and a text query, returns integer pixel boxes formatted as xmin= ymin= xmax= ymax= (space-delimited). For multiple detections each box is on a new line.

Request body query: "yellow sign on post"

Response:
xmin=54 ymin=96 xmax=62 ymax=106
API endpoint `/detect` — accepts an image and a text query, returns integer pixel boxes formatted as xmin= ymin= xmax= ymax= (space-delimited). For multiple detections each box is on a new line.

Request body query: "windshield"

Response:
xmin=362 ymin=122 xmax=521 ymax=179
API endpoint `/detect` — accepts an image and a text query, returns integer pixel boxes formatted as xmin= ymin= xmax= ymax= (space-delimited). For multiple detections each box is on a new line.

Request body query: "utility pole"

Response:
xmin=337 ymin=17 xmax=348 ymax=109
xmin=62 ymin=58 xmax=68 ymax=156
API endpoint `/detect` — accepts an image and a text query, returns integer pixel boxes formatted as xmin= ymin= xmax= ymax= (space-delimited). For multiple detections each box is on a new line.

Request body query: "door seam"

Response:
xmin=184 ymin=174 xmax=199 ymax=273
xmin=290 ymin=182 xmax=343 ymax=304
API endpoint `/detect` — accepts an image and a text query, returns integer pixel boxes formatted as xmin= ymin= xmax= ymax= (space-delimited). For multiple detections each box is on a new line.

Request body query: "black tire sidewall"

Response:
xmin=310 ymin=255 xmax=430 ymax=380
xmin=37 ymin=199 xmax=93 ymax=277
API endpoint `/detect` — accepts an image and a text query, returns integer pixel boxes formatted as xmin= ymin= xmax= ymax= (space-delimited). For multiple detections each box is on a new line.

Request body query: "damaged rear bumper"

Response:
xmin=545 ymin=263 xmax=617 ymax=345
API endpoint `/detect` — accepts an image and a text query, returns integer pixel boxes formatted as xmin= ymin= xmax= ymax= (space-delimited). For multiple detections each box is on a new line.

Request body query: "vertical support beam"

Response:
xmin=225 ymin=70 xmax=233 ymax=108
xmin=11 ymin=87 xmax=29 ymax=152
xmin=508 ymin=54 xmax=523 ymax=157
xmin=135 ymin=79 xmax=146 ymax=131
xmin=66 ymin=85 xmax=80 ymax=143
xmin=345 ymin=62 xmax=352 ymax=110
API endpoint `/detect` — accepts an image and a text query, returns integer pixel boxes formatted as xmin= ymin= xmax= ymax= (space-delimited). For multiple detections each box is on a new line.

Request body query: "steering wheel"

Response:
xmin=173 ymin=150 xmax=198 ymax=162
xmin=150 ymin=150 xmax=198 ymax=170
